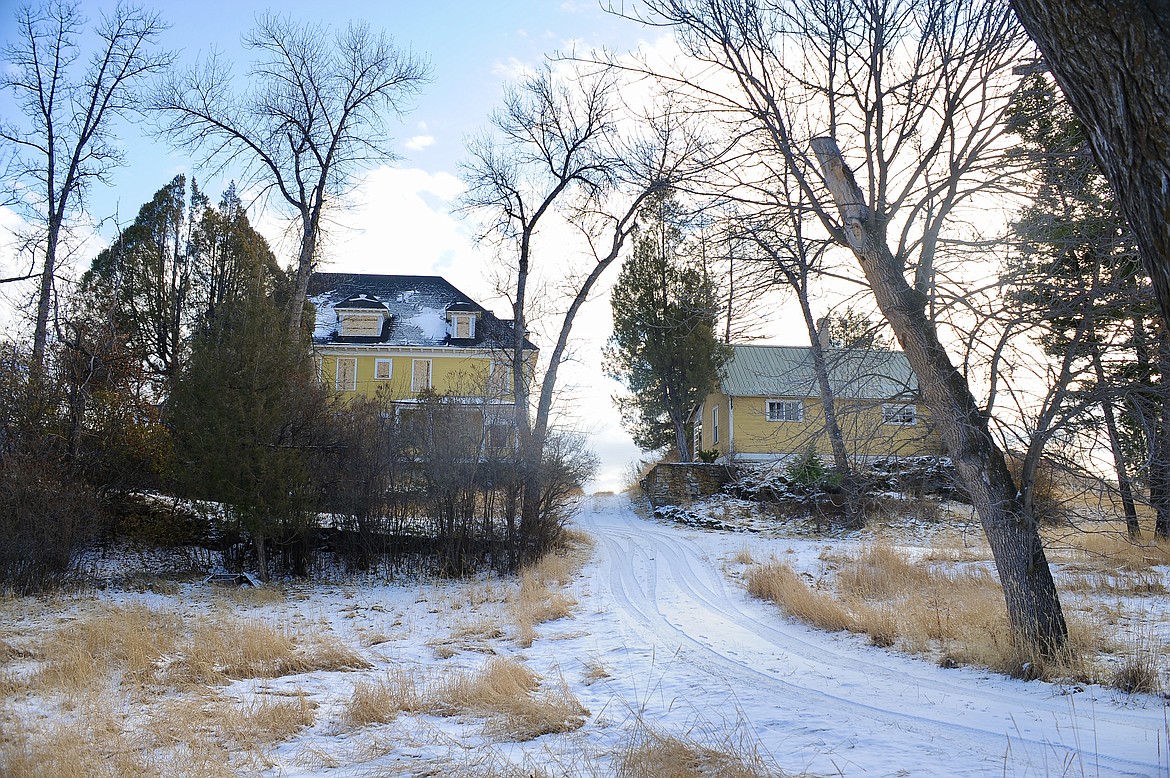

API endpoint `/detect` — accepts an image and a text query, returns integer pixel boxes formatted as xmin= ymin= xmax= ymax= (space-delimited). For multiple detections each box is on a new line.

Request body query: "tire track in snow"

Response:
xmin=579 ymin=496 xmax=1166 ymax=777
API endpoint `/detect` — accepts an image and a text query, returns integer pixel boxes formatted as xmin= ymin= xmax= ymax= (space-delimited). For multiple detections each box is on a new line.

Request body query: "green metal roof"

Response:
xmin=720 ymin=345 xmax=919 ymax=400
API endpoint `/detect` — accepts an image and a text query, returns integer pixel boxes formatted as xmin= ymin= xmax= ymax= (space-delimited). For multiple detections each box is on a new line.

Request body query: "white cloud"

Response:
xmin=405 ymin=135 xmax=435 ymax=151
xmin=491 ymin=57 xmax=536 ymax=81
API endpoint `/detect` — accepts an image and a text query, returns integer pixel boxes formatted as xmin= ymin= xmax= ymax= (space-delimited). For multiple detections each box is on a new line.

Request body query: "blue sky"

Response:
xmin=1 ymin=0 xmax=653 ymax=232
xmin=0 ymin=1 xmax=673 ymax=490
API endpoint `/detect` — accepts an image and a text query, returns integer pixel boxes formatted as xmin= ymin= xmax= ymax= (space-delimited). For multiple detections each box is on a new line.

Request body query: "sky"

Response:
xmin=0 ymin=0 xmax=809 ymax=491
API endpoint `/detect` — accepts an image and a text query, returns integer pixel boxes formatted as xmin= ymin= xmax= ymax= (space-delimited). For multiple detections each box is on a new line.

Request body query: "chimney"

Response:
xmin=816 ymin=316 xmax=832 ymax=350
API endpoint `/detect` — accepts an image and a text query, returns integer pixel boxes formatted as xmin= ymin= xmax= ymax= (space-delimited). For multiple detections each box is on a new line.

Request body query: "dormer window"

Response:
xmin=335 ymin=293 xmax=390 ymax=338
xmin=446 ymin=302 xmax=479 ymax=340
xmin=452 ymin=313 xmax=474 ymax=339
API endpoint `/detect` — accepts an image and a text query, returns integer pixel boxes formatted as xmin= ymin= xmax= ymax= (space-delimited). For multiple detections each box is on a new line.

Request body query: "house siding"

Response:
xmin=318 ymin=350 xmax=517 ymax=401
xmin=696 ymin=391 xmax=941 ymax=461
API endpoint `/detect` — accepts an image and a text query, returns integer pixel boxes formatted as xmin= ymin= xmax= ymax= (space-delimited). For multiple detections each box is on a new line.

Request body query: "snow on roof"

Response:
xmin=307 ymin=273 xmax=535 ymax=350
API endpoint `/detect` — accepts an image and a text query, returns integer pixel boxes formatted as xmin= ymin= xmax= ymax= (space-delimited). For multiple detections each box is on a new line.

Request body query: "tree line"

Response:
xmin=6 ymin=0 xmax=1170 ymax=666
xmin=0 ymin=3 xmax=596 ymax=591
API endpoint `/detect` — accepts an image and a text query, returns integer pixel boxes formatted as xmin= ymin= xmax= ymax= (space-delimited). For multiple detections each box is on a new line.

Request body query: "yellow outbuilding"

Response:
xmin=691 ymin=344 xmax=942 ymax=464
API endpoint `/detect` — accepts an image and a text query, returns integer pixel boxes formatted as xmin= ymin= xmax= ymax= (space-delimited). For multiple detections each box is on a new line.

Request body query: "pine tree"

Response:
xmin=169 ymin=281 xmax=325 ymax=580
xmin=605 ymin=196 xmax=730 ymax=460
xmin=1006 ymin=74 xmax=1162 ymax=538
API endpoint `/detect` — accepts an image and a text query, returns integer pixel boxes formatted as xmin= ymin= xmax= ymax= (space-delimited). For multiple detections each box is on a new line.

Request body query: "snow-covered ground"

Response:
xmin=3 ymin=494 xmax=1168 ymax=776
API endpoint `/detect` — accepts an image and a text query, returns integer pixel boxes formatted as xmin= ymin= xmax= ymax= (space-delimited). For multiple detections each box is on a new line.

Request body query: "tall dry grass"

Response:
xmin=511 ymin=567 xmax=577 ymax=647
xmin=746 ymin=563 xmax=851 ymax=632
xmin=512 ymin=527 xmax=592 ymax=647
xmin=1 ymin=601 xmax=371 ymax=777
xmin=1046 ymin=522 xmax=1170 ymax=572
xmin=615 ymin=719 xmax=783 ymax=778
xmin=1 ymin=711 xmax=153 ymax=778
xmin=218 ymin=691 xmax=318 ymax=747
xmin=342 ymin=669 xmax=427 ymax=728
xmin=433 ymin=657 xmax=589 ymax=741
xmin=33 ymin=603 xmax=181 ymax=692
xmin=747 ymin=544 xmax=1114 ymax=683
xmin=173 ymin=617 xmax=370 ymax=684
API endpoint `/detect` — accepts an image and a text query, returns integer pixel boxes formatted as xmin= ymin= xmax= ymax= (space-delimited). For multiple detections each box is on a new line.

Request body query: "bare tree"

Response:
xmin=727 ymin=173 xmax=855 ymax=478
xmin=152 ymin=14 xmax=430 ymax=334
xmin=461 ymin=65 xmax=703 ymax=553
xmin=621 ymin=0 xmax=1068 ymax=655
xmin=0 ymin=0 xmax=170 ymax=372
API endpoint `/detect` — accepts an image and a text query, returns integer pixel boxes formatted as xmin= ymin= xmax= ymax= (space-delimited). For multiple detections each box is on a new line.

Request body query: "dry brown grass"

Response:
xmin=1 ymin=711 xmax=153 ymax=778
xmin=746 ymin=563 xmax=852 ymax=632
xmin=218 ymin=691 xmax=318 ymax=746
xmin=433 ymin=657 xmax=589 ymax=740
xmin=34 ymin=603 xmax=182 ymax=692
xmin=1 ymin=600 xmax=373 ymax=777
xmin=1046 ymin=523 xmax=1170 ymax=572
xmin=175 ymin=618 xmax=369 ymax=684
xmin=343 ymin=670 xmax=427 ymax=728
xmin=616 ymin=723 xmax=778 ymax=778
xmin=507 ymin=530 xmax=592 ymax=648
xmin=512 ymin=569 xmax=576 ymax=648
xmin=748 ymin=544 xmax=1113 ymax=683
xmin=28 ymin=604 xmax=368 ymax=693
xmin=731 ymin=546 xmax=755 ymax=565
xmin=582 ymin=657 xmax=611 ymax=685
xmin=429 ymin=619 xmax=506 ymax=658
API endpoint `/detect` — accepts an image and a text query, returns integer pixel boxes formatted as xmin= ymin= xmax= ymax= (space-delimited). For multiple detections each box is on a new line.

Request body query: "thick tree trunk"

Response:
xmin=1154 ymin=334 xmax=1170 ymax=538
xmin=813 ymin=137 xmax=1068 ymax=655
xmin=286 ymin=209 xmax=319 ymax=335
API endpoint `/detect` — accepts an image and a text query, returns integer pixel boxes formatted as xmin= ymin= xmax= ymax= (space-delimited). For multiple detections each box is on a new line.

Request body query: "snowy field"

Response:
xmin=3 ymin=494 xmax=1169 ymax=777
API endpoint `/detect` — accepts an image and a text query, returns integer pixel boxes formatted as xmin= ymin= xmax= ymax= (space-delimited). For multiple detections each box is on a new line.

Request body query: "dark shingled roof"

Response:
xmin=307 ymin=273 xmax=535 ymax=351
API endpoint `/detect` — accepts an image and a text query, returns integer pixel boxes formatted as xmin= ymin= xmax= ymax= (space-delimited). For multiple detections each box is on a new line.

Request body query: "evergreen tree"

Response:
xmin=189 ymin=183 xmax=284 ymax=332
xmin=81 ymin=178 xmax=279 ymax=398
xmin=1006 ymin=73 xmax=1162 ymax=537
xmin=605 ymin=196 xmax=730 ymax=460
xmin=169 ymin=279 xmax=325 ymax=580
xmin=83 ymin=175 xmax=193 ymax=395
xmin=827 ymin=307 xmax=893 ymax=350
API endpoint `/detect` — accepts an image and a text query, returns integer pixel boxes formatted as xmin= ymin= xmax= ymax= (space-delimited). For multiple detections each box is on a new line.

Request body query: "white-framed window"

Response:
xmin=412 ymin=358 xmax=433 ymax=393
xmin=335 ymin=357 xmax=357 ymax=392
xmin=374 ymin=358 xmax=392 ymax=380
xmin=712 ymin=405 xmax=720 ymax=445
xmin=451 ymin=313 xmax=475 ymax=339
xmin=766 ymin=399 xmax=803 ymax=422
xmin=489 ymin=359 xmax=513 ymax=395
xmin=882 ymin=403 xmax=917 ymax=426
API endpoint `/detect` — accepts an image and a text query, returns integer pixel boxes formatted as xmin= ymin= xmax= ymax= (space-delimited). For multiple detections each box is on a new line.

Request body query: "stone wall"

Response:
xmin=642 ymin=463 xmax=736 ymax=507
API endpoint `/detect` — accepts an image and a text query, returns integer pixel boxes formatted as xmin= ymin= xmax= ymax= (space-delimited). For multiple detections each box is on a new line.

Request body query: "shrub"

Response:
xmin=0 ymin=453 xmax=97 ymax=594
xmin=784 ymin=447 xmax=826 ymax=487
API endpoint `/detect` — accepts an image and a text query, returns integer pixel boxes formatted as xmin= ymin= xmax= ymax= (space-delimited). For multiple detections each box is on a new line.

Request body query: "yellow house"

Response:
xmin=691 ymin=344 xmax=942 ymax=463
xmin=308 ymin=273 xmax=535 ymax=446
